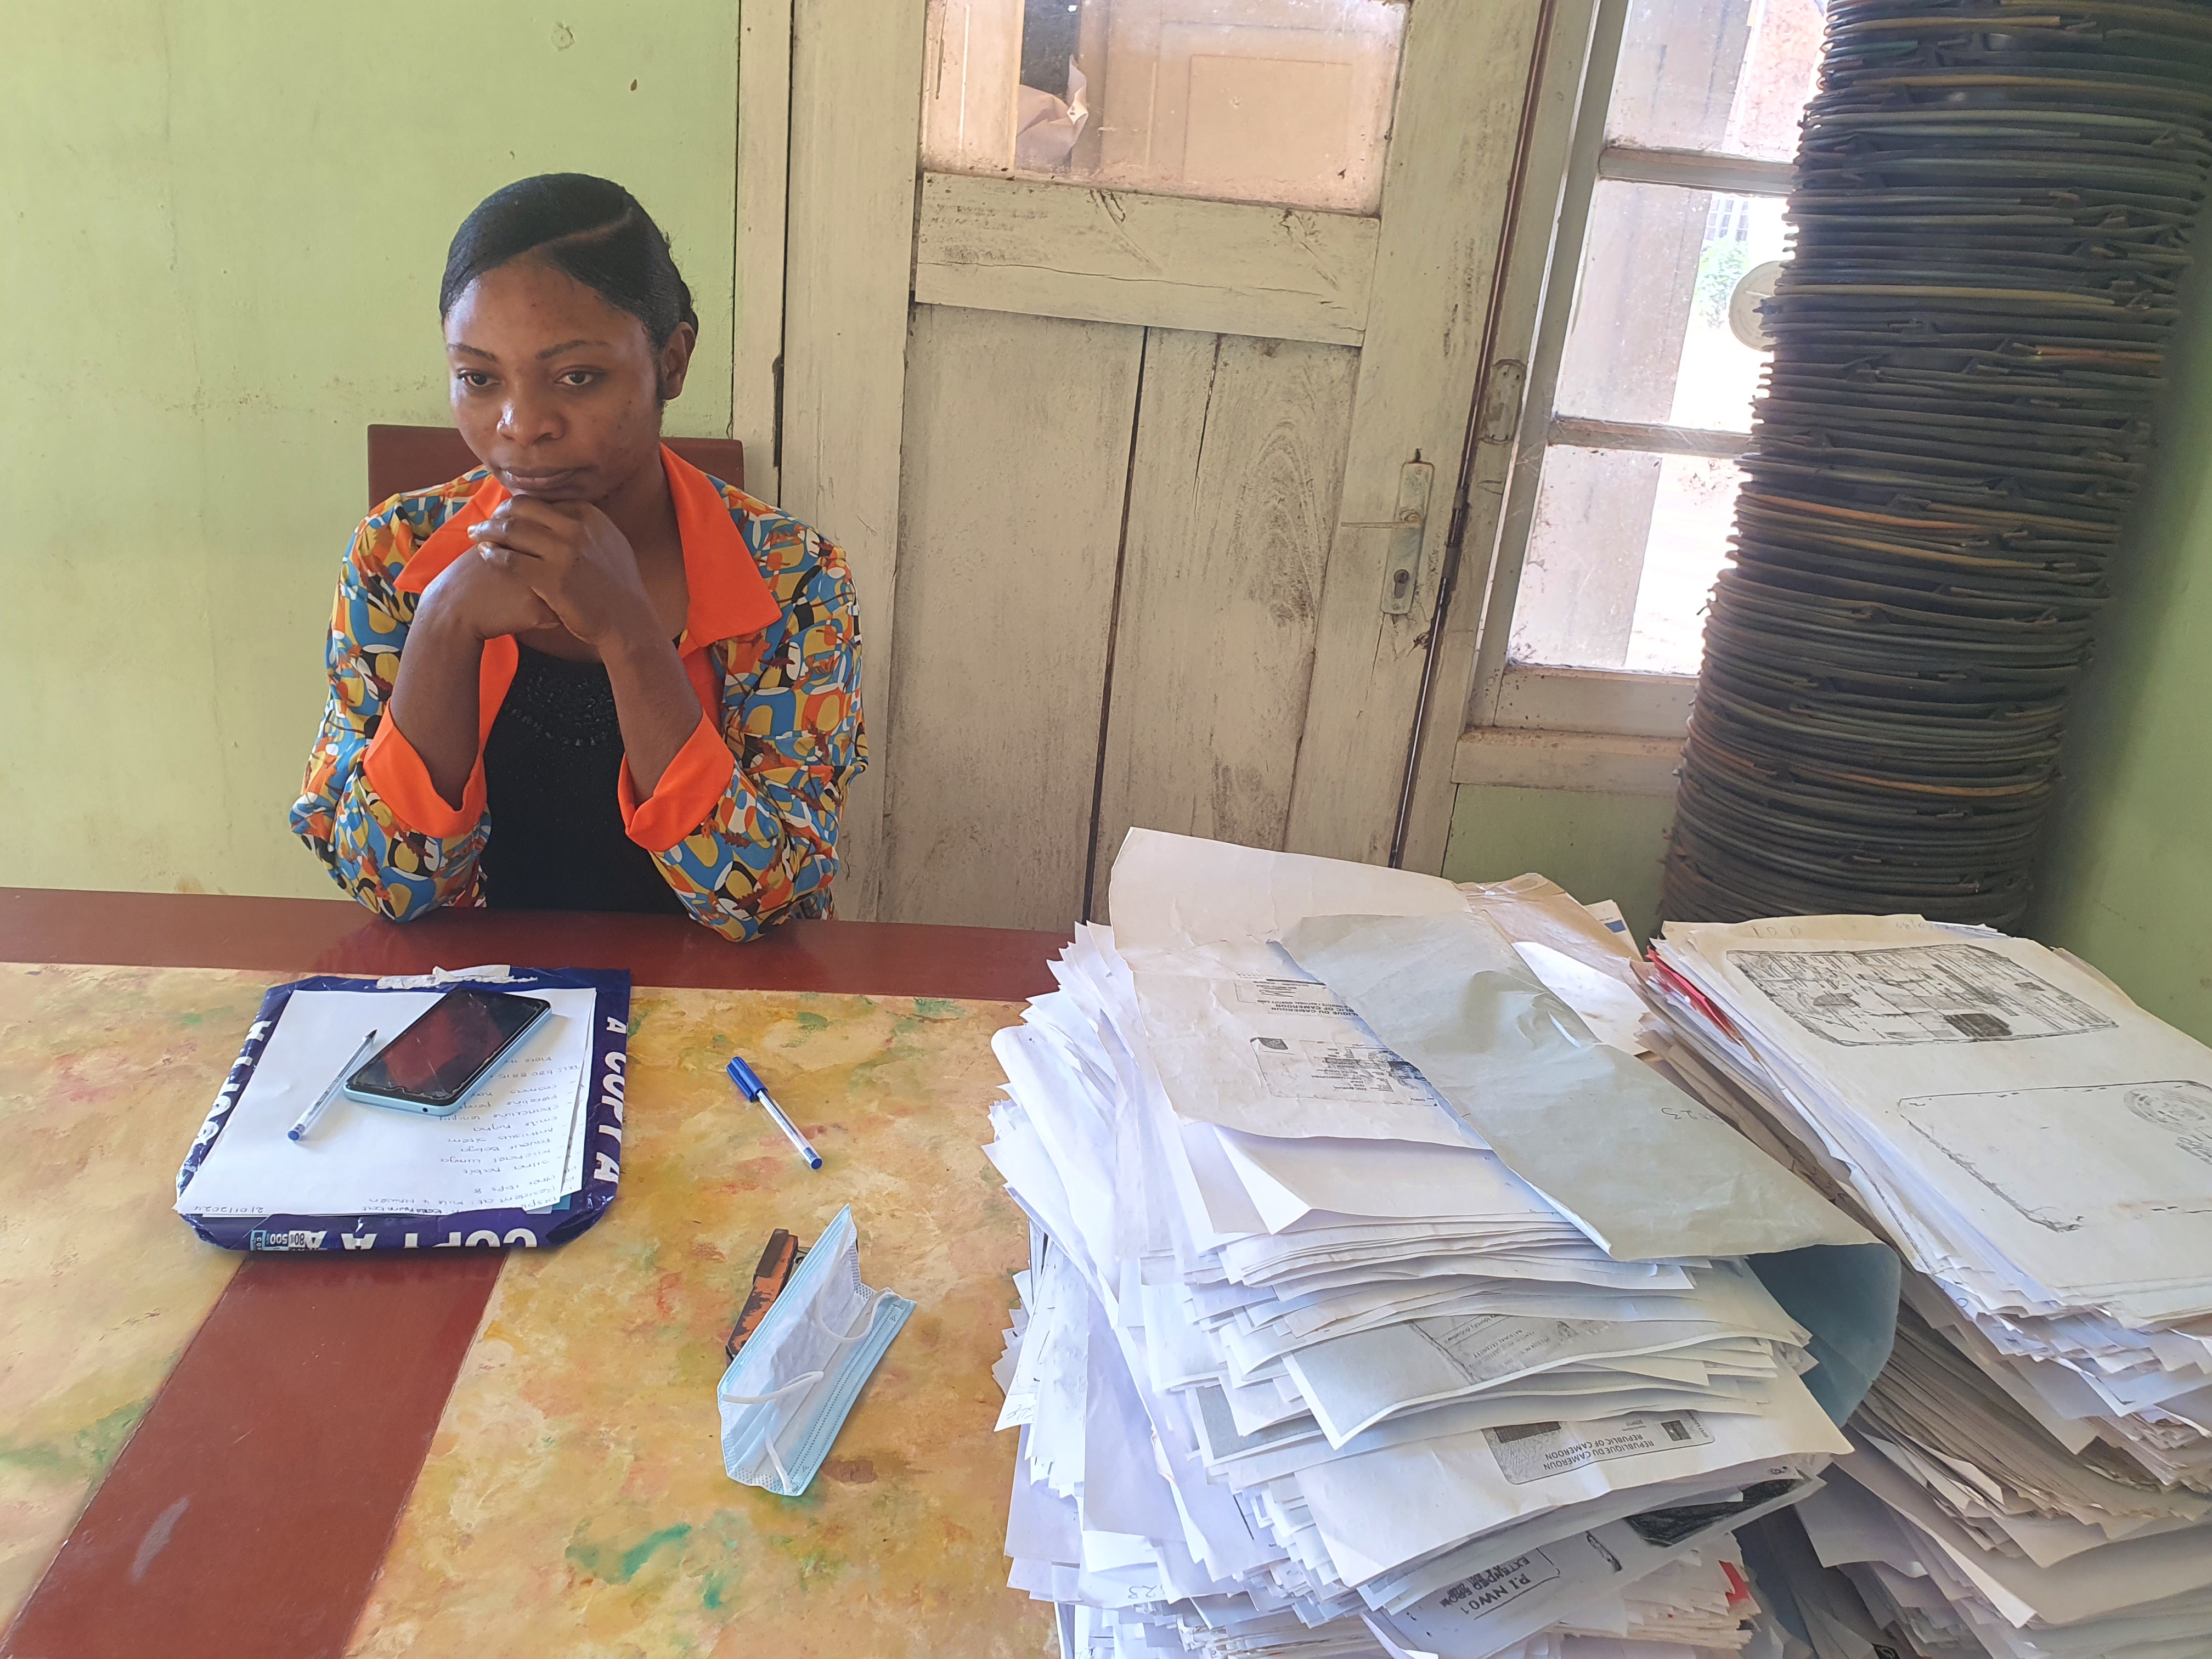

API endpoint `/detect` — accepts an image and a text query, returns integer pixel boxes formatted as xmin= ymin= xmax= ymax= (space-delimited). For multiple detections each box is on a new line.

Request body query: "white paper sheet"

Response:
xmin=1133 ymin=964 xmax=1479 ymax=1148
xmin=1108 ymin=829 xmax=1466 ymax=964
xmin=1514 ymin=941 xmax=1652 ymax=1057
xmin=1212 ymin=1127 xmax=1544 ymax=1233
xmin=1284 ymin=1263 xmax=1808 ymax=1446
xmin=1299 ymin=1379 xmax=1845 ymax=1588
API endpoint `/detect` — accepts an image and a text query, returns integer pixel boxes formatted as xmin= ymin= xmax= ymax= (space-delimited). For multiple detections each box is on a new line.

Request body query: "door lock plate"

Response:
xmin=1379 ymin=461 xmax=1434 ymax=617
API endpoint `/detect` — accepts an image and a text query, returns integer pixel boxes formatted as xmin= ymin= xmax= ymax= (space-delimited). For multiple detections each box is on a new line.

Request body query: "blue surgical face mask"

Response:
xmin=717 ymin=1205 xmax=916 ymax=1496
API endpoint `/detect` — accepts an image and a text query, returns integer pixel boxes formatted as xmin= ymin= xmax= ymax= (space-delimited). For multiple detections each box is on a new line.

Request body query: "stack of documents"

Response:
xmin=986 ymin=832 xmax=1880 ymax=1659
xmin=174 ymin=984 xmax=599 ymax=1218
xmin=1643 ymin=914 xmax=2212 ymax=1658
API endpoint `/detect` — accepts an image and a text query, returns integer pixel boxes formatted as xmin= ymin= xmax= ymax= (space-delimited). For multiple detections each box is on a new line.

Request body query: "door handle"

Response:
xmin=1341 ymin=461 xmax=1435 ymax=617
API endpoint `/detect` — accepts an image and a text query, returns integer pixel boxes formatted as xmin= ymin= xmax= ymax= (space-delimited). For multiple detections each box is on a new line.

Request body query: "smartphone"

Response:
xmin=343 ymin=989 xmax=553 ymax=1117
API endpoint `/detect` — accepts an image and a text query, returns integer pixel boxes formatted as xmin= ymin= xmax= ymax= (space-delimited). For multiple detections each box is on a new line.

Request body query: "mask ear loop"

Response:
xmin=721 ymin=1288 xmax=894 ymax=1489
xmin=812 ymin=1285 xmax=893 ymax=1346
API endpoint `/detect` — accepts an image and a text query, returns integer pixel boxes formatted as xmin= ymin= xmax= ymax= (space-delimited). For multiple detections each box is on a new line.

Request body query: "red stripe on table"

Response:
xmin=2 ymin=1254 xmax=502 ymax=1659
xmin=0 ymin=888 xmax=1064 ymax=1003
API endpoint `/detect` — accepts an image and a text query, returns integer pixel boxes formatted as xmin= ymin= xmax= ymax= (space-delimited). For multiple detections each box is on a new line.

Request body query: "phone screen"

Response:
xmin=349 ymin=989 xmax=549 ymax=1105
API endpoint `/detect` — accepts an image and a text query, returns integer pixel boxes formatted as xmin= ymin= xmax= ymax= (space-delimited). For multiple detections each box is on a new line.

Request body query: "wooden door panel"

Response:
xmin=879 ymin=305 xmax=1146 ymax=930
xmin=912 ymin=173 xmax=1379 ymax=347
xmin=1088 ymin=329 xmax=1358 ymax=917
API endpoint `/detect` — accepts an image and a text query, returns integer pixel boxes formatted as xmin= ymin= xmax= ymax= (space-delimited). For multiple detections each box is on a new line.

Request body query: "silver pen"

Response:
xmin=289 ymin=1029 xmax=380 ymax=1143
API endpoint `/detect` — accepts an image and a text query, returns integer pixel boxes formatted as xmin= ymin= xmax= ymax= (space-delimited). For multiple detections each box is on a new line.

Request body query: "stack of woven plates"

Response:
xmin=1664 ymin=0 xmax=2212 ymax=928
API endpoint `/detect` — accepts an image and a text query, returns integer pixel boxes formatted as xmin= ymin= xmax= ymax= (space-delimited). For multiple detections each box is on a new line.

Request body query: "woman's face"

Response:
xmin=443 ymin=257 xmax=695 ymax=505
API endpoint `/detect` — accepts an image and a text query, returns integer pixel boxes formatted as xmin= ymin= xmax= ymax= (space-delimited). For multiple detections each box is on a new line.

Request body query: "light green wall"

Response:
xmin=1 ymin=3 xmax=736 ymax=899
xmin=1441 ymin=784 xmax=1673 ymax=947
xmin=2032 ymin=268 xmax=2212 ymax=1041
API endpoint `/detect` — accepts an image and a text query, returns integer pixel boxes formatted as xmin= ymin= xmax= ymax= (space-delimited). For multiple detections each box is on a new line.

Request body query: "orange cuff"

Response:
xmin=363 ymin=716 xmax=484 ymax=839
xmin=619 ymin=713 xmax=738 ymax=854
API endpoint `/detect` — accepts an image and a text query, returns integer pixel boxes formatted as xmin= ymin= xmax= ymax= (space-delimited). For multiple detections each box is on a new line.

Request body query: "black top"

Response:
xmin=481 ymin=644 xmax=691 ymax=916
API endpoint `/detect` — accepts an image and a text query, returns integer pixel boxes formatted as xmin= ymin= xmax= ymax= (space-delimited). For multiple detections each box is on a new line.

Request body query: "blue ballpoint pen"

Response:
xmin=290 ymin=1029 xmax=380 ymax=1143
xmin=726 ymin=1054 xmax=822 ymax=1170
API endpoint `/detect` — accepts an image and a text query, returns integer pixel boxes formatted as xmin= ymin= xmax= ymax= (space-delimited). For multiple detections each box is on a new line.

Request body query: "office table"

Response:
xmin=0 ymin=888 xmax=1063 ymax=1658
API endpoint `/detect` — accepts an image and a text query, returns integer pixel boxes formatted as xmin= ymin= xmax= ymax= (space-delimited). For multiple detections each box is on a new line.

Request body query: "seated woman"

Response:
xmin=292 ymin=174 xmax=862 ymax=942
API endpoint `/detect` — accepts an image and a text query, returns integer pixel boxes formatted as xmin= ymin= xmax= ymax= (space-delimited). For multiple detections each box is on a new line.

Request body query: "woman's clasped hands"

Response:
xmin=431 ymin=497 xmax=663 ymax=650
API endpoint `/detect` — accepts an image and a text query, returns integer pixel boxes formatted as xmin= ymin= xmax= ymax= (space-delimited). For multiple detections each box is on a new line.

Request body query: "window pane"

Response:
xmin=1507 ymin=448 xmax=1740 ymax=676
xmin=1554 ymin=180 xmax=1786 ymax=433
xmin=921 ymin=0 xmax=1406 ymax=214
xmin=1607 ymin=0 xmax=1821 ymax=162
xmin=1503 ymin=0 xmax=1818 ymax=684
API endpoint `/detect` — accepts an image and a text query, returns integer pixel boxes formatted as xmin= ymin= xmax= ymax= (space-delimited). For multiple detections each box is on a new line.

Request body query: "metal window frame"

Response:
xmin=1462 ymin=0 xmax=1794 ymax=743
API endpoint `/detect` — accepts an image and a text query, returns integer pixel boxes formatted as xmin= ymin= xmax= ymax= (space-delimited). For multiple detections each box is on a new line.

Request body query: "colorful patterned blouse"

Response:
xmin=290 ymin=447 xmax=865 ymax=942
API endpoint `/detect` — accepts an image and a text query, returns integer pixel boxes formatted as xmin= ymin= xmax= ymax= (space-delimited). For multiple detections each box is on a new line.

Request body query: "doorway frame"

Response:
xmin=772 ymin=0 xmax=1593 ymax=917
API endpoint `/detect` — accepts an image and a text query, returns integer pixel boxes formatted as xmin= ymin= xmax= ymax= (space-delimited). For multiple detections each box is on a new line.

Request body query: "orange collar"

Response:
xmin=396 ymin=446 xmax=783 ymax=650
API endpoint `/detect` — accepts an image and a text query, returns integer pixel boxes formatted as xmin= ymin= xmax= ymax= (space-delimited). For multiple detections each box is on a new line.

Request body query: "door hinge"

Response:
xmin=1479 ymin=358 xmax=1528 ymax=451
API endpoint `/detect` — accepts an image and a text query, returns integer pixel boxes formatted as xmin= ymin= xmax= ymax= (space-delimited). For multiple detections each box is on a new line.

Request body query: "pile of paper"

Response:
xmin=985 ymin=832 xmax=1883 ymax=1659
xmin=1643 ymin=914 xmax=2212 ymax=1658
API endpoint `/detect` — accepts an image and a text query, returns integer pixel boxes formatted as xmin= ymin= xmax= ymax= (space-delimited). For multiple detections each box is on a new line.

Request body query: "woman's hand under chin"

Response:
xmin=467 ymin=496 xmax=664 ymax=652
xmin=416 ymin=534 xmax=561 ymax=643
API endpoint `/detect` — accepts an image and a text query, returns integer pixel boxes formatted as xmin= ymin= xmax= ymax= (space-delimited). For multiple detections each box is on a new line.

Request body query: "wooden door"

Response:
xmin=779 ymin=0 xmax=1558 ymax=929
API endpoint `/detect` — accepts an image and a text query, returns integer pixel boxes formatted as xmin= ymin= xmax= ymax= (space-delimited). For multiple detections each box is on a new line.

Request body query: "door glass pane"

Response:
xmin=1607 ymin=0 xmax=1822 ymax=162
xmin=922 ymin=0 xmax=1407 ymax=214
xmin=1507 ymin=447 xmax=1740 ymax=676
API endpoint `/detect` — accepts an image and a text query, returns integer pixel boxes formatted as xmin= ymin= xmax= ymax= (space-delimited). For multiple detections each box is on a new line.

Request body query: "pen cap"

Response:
xmin=726 ymin=1054 xmax=768 ymax=1097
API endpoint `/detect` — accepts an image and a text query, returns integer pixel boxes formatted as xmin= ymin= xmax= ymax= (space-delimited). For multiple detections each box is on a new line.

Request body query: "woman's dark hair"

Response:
xmin=440 ymin=174 xmax=698 ymax=349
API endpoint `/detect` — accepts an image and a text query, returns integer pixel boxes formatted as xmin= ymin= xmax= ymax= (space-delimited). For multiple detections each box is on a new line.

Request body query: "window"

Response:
xmin=921 ymin=0 xmax=1408 ymax=215
xmin=1471 ymin=0 xmax=1821 ymax=736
